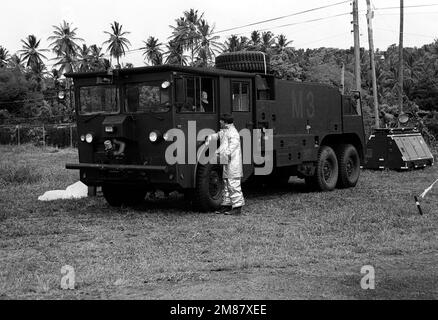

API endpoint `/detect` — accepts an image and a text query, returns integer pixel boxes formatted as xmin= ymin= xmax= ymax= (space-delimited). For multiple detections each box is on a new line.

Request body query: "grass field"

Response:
xmin=0 ymin=144 xmax=437 ymax=300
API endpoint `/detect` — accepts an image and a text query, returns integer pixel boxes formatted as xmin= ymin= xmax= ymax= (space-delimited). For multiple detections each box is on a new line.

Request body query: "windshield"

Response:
xmin=125 ymin=82 xmax=170 ymax=113
xmin=79 ymin=85 xmax=119 ymax=115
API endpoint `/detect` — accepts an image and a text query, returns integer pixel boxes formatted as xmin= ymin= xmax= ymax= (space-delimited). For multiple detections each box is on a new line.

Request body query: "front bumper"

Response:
xmin=66 ymin=163 xmax=168 ymax=172
xmin=66 ymin=163 xmax=174 ymax=187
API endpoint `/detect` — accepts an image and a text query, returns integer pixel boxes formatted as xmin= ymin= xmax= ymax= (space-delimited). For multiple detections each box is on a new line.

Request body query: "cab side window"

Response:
xmin=232 ymin=81 xmax=250 ymax=112
xmin=343 ymin=96 xmax=359 ymax=115
xmin=176 ymin=76 xmax=215 ymax=113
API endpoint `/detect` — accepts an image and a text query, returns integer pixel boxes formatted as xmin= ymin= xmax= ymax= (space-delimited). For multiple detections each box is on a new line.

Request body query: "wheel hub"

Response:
xmin=323 ymin=160 xmax=333 ymax=181
xmin=209 ymin=171 xmax=221 ymax=198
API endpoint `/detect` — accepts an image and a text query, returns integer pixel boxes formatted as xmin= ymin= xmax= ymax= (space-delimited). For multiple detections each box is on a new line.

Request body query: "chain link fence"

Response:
xmin=0 ymin=123 xmax=78 ymax=148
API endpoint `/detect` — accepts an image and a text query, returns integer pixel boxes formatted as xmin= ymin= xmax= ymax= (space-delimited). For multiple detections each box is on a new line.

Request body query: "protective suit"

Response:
xmin=210 ymin=123 xmax=245 ymax=209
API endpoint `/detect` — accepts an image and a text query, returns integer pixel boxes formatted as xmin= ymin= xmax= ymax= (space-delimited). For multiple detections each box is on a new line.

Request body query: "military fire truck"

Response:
xmin=65 ymin=52 xmax=365 ymax=211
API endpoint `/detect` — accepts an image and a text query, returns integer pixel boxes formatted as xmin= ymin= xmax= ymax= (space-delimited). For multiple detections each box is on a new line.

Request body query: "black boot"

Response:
xmin=215 ymin=206 xmax=232 ymax=214
xmin=224 ymin=207 xmax=243 ymax=215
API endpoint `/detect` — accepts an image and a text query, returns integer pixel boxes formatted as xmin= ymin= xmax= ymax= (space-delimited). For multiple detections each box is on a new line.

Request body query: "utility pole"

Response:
xmin=352 ymin=0 xmax=362 ymax=115
xmin=341 ymin=63 xmax=345 ymax=95
xmin=398 ymin=0 xmax=404 ymax=116
xmin=366 ymin=0 xmax=379 ymax=128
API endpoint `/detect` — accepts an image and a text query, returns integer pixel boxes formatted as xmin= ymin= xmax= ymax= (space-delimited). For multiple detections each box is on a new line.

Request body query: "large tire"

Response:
xmin=102 ymin=184 xmax=147 ymax=207
xmin=215 ymin=51 xmax=270 ymax=73
xmin=306 ymin=146 xmax=339 ymax=191
xmin=336 ymin=144 xmax=360 ymax=188
xmin=194 ymin=164 xmax=223 ymax=212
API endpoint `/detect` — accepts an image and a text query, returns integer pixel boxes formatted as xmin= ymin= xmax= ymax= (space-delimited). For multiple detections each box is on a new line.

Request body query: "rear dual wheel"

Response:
xmin=336 ymin=144 xmax=360 ymax=188
xmin=305 ymin=144 xmax=360 ymax=191
xmin=305 ymin=146 xmax=339 ymax=191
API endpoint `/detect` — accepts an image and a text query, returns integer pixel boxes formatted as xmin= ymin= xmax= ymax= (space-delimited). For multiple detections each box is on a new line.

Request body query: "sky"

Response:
xmin=1 ymin=0 xmax=437 ymax=69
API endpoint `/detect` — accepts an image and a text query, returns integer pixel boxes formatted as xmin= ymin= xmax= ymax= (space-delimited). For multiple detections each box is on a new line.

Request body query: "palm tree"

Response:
xmin=275 ymin=34 xmax=293 ymax=53
xmin=48 ymin=21 xmax=82 ymax=57
xmin=89 ymin=45 xmax=106 ymax=71
xmin=0 ymin=46 xmax=9 ymax=68
xmin=53 ymin=51 xmax=77 ymax=75
xmin=164 ymin=39 xmax=188 ymax=66
xmin=142 ymin=36 xmax=163 ymax=66
xmin=223 ymin=35 xmax=250 ymax=52
xmin=19 ymin=35 xmax=48 ymax=70
xmin=103 ymin=21 xmax=131 ymax=68
xmin=249 ymin=31 xmax=262 ymax=51
xmin=224 ymin=35 xmax=239 ymax=52
xmin=170 ymin=9 xmax=204 ymax=65
xmin=261 ymin=31 xmax=275 ymax=53
xmin=48 ymin=21 xmax=83 ymax=74
xmin=7 ymin=54 xmax=25 ymax=72
xmin=77 ymin=44 xmax=94 ymax=72
xmin=195 ymin=20 xmax=223 ymax=66
xmin=30 ymin=62 xmax=47 ymax=83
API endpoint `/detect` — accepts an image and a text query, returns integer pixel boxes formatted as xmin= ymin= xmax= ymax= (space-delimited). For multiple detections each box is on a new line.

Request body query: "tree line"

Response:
xmin=0 ymin=8 xmax=437 ymax=138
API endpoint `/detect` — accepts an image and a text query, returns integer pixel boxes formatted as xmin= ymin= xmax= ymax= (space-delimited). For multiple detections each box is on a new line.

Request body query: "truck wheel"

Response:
xmin=102 ymin=184 xmax=146 ymax=207
xmin=308 ymin=146 xmax=339 ymax=191
xmin=336 ymin=144 xmax=360 ymax=188
xmin=215 ymin=51 xmax=270 ymax=73
xmin=194 ymin=164 xmax=223 ymax=212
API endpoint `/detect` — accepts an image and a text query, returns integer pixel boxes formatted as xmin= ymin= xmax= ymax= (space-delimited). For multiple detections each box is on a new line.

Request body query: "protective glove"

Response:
xmin=205 ymin=135 xmax=213 ymax=146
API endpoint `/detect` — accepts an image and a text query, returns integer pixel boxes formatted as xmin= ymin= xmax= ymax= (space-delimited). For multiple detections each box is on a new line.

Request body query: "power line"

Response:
xmin=253 ymin=12 xmax=351 ymax=35
xmin=375 ymin=28 xmax=436 ymax=39
xmin=375 ymin=11 xmax=438 ymax=16
xmin=295 ymin=32 xmax=352 ymax=47
xmin=213 ymin=0 xmax=351 ymax=35
xmin=375 ymin=3 xmax=438 ymax=10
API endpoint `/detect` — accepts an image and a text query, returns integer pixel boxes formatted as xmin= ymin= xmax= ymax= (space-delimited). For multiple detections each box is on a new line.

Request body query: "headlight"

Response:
xmin=80 ymin=135 xmax=85 ymax=142
xmin=58 ymin=91 xmax=66 ymax=100
xmin=163 ymin=132 xmax=170 ymax=141
xmin=85 ymin=133 xmax=94 ymax=143
xmin=149 ymin=131 xmax=158 ymax=143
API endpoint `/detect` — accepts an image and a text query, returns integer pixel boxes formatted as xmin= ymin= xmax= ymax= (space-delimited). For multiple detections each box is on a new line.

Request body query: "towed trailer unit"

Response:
xmin=364 ymin=127 xmax=434 ymax=170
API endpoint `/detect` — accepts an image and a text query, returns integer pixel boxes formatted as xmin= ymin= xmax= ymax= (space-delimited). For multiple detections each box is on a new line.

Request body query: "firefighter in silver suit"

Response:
xmin=207 ymin=114 xmax=245 ymax=215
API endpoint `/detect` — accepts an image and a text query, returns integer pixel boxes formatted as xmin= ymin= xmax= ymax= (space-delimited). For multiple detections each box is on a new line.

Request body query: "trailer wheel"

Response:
xmin=307 ymin=146 xmax=339 ymax=191
xmin=336 ymin=144 xmax=360 ymax=188
xmin=194 ymin=164 xmax=223 ymax=212
xmin=102 ymin=184 xmax=146 ymax=207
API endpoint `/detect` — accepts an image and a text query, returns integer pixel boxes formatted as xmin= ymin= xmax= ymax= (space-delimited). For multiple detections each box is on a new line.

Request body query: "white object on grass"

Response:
xmin=420 ymin=178 xmax=438 ymax=199
xmin=38 ymin=181 xmax=88 ymax=201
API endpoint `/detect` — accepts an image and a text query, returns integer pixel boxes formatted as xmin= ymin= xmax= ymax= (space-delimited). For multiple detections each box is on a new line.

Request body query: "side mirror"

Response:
xmin=352 ymin=91 xmax=361 ymax=100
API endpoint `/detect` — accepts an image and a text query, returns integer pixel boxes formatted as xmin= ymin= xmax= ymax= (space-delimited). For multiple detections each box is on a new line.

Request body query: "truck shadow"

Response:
xmin=131 ymin=179 xmax=313 ymax=213
xmin=243 ymin=179 xmax=313 ymax=200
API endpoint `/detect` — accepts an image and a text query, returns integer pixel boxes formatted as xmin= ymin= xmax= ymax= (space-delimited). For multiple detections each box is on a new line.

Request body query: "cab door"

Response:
xmin=230 ymin=79 xmax=254 ymax=181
